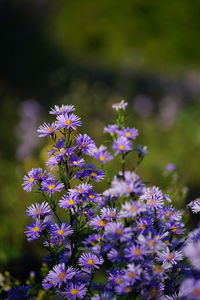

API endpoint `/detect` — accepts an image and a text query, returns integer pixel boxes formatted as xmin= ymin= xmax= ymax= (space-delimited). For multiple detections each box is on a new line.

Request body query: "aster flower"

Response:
xmin=61 ymin=283 xmax=87 ymax=299
xmin=37 ymin=122 xmax=57 ymax=137
xmin=49 ymin=104 xmax=75 ymax=115
xmin=180 ymin=278 xmax=200 ymax=299
xmin=59 ymin=194 xmax=80 ymax=209
xmin=41 ymin=180 xmax=64 ymax=195
xmin=157 ymin=248 xmax=184 ymax=267
xmin=119 ymin=200 xmax=146 ymax=218
xmin=69 ymin=156 xmax=85 ymax=167
xmin=140 ymin=186 xmax=165 ymax=209
xmin=25 ymin=218 xmax=46 ymax=241
xmin=118 ymin=127 xmax=139 ymax=139
xmin=104 ymin=222 xmax=132 ymax=242
xmin=91 ymin=292 xmax=117 ymax=300
xmin=188 ymin=198 xmax=200 ymax=213
xmin=75 ymin=134 xmax=96 ymax=155
xmin=7 ymin=285 xmax=30 ymax=299
xmin=42 ymin=264 xmax=77 ymax=289
xmin=92 ymin=145 xmax=113 ymax=164
xmin=183 ymin=240 xmax=200 ymax=270
xmin=107 ymin=248 xmax=125 ymax=263
xmin=124 ymin=243 xmax=148 ymax=261
xmin=104 ymin=124 xmax=120 ymax=135
xmin=78 ymin=164 xmax=105 ymax=182
xmin=100 ymin=207 xmax=118 ymax=221
xmin=26 ymin=202 xmax=51 ymax=218
xmin=112 ymin=136 xmax=132 ymax=154
xmin=69 ymin=183 xmax=93 ymax=198
xmin=112 ymin=99 xmax=128 ymax=111
xmin=56 ymin=113 xmax=82 ymax=130
xmin=89 ymin=216 xmax=108 ymax=230
xmin=22 ymin=168 xmax=48 ymax=191
xmin=138 ymin=233 xmax=166 ymax=252
xmin=78 ymin=252 xmax=104 ymax=270
xmin=136 ymin=217 xmax=154 ymax=234
xmin=50 ymin=223 xmax=73 ymax=239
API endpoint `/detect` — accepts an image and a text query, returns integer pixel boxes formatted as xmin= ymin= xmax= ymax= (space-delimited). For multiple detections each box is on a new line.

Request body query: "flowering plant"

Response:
xmin=5 ymin=101 xmax=200 ymax=299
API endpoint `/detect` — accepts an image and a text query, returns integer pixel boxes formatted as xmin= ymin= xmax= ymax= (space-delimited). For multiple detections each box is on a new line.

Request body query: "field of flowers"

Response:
xmin=1 ymin=101 xmax=199 ymax=299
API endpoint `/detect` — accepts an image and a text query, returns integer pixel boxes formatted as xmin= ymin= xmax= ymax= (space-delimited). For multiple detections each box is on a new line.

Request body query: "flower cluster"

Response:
xmin=6 ymin=102 xmax=200 ymax=299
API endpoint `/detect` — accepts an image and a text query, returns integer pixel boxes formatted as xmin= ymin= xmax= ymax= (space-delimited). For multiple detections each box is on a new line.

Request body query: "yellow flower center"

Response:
xmin=87 ymin=259 xmax=94 ymax=265
xmin=116 ymin=229 xmax=123 ymax=235
xmin=73 ymin=161 xmax=78 ymax=165
xmin=134 ymin=249 xmax=141 ymax=255
xmin=89 ymin=194 xmax=95 ymax=199
xmin=68 ymin=199 xmax=75 ymax=205
xmin=35 ymin=209 xmax=42 ymax=214
xmin=148 ymin=200 xmax=156 ymax=205
xmin=58 ymin=272 xmax=66 ymax=280
xmin=125 ymin=132 xmax=131 ymax=137
xmin=48 ymin=184 xmax=55 ymax=190
xmin=116 ymin=278 xmax=123 ymax=284
xmin=119 ymin=145 xmax=125 ymax=150
xmin=47 ymin=127 xmax=53 ymax=133
xmin=28 ymin=177 xmax=35 ymax=183
xmin=71 ymin=289 xmax=78 ymax=295
xmin=99 ymin=156 xmax=105 ymax=161
xmin=91 ymin=172 xmax=97 ymax=177
xmin=125 ymin=287 xmax=132 ymax=292
xmin=165 ymin=211 xmax=173 ymax=217
xmin=192 ymin=289 xmax=200 ymax=296
xmin=167 ymin=254 xmax=175 ymax=260
xmin=81 ymin=143 xmax=87 ymax=148
xmin=65 ymin=119 xmax=72 ymax=125
xmin=57 ymin=229 xmax=65 ymax=235
xmin=154 ymin=266 xmax=162 ymax=273
xmin=127 ymin=272 xmax=135 ymax=278
xmin=140 ymin=224 xmax=147 ymax=229
xmin=171 ymin=226 xmax=178 ymax=232
xmin=98 ymin=220 xmax=106 ymax=227
xmin=148 ymin=240 xmax=156 ymax=247
xmin=130 ymin=205 xmax=138 ymax=212
xmin=33 ymin=226 xmax=40 ymax=232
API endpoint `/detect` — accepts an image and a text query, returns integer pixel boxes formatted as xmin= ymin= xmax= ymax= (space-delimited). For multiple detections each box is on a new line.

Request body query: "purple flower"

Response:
xmin=123 ymin=263 xmax=142 ymax=284
xmin=92 ymin=145 xmax=113 ymax=164
xmin=78 ymin=164 xmax=105 ymax=182
xmin=56 ymin=113 xmax=82 ymax=130
xmin=112 ymin=136 xmax=132 ymax=154
xmin=89 ymin=216 xmax=108 ymax=230
xmin=50 ymin=223 xmax=73 ymax=239
xmin=180 ymin=278 xmax=200 ymax=299
xmin=75 ymin=134 xmax=96 ymax=155
xmin=104 ymin=222 xmax=132 ymax=242
xmin=22 ymin=168 xmax=51 ymax=191
xmin=140 ymin=186 xmax=165 ymax=209
xmin=49 ymin=104 xmax=75 ymax=115
xmin=100 ymin=207 xmax=118 ymax=221
xmin=183 ymin=240 xmax=200 ymax=270
xmin=25 ymin=218 xmax=46 ymax=241
xmin=59 ymin=194 xmax=80 ymax=209
xmin=41 ymin=180 xmax=64 ymax=195
xmin=124 ymin=244 xmax=148 ymax=261
xmin=37 ymin=122 xmax=57 ymax=137
xmin=188 ymin=198 xmax=200 ymax=214
xmin=7 ymin=285 xmax=30 ymax=299
xmin=104 ymin=124 xmax=120 ymax=134
xmin=157 ymin=248 xmax=183 ymax=267
xmin=26 ymin=202 xmax=51 ymax=218
xmin=91 ymin=292 xmax=117 ymax=300
xmin=112 ymin=99 xmax=128 ymax=111
xmin=61 ymin=283 xmax=87 ymax=299
xmin=69 ymin=183 xmax=93 ymax=198
xmin=42 ymin=264 xmax=77 ymax=289
xmin=165 ymin=163 xmax=176 ymax=172
xmin=118 ymin=127 xmax=139 ymax=139
xmin=78 ymin=252 xmax=104 ymax=269
xmin=69 ymin=156 xmax=85 ymax=167
xmin=119 ymin=200 xmax=146 ymax=218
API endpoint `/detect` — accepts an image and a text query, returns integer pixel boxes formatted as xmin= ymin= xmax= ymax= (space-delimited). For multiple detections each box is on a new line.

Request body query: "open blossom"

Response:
xmin=26 ymin=202 xmax=51 ymax=218
xmin=112 ymin=99 xmax=128 ymax=111
xmin=59 ymin=194 xmax=80 ymax=209
xmin=56 ymin=113 xmax=82 ymax=130
xmin=180 ymin=278 xmax=200 ymax=299
xmin=183 ymin=240 xmax=200 ymax=270
xmin=49 ymin=104 xmax=75 ymax=115
xmin=61 ymin=283 xmax=87 ymax=299
xmin=78 ymin=252 xmax=104 ymax=269
xmin=119 ymin=200 xmax=146 ymax=218
xmin=75 ymin=134 xmax=96 ymax=155
xmin=140 ymin=186 xmax=166 ymax=209
xmin=91 ymin=292 xmax=117 ymax=300
xmin=188 ymin=198 xmax=200 ymax=213
xmin=50 ymin=223 xmax=73 ymax=239
xmin=25 ymin=218 xmax=46 ymax=241
xmin=104 ymin=124 xmax=120 ymax=135
xmin=37 ymin=122 xmax=57 ymax=137
xmin=41 ymin=180 xmax=64 ymax=195
xmin=118 ymin=127 xmax=139 ymax=139
xmin=42 ymin=264 xmax=77 ymax=289
xmin=157 ymin=248 xmax=183 ymax=267
xmin=92 ymin=145 xmax=113 ymax=164
xmin=112 ymin=136 xmax=132 ymax=154
xmin=104 ymin=222 xmax=132 ymax=242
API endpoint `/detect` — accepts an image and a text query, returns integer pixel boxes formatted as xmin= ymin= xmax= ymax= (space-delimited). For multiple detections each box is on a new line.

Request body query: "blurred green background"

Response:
xmin=1 ymin=0 xmax=200 ymax=280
